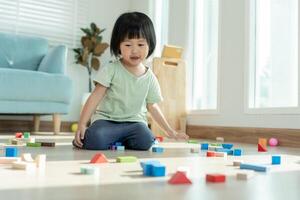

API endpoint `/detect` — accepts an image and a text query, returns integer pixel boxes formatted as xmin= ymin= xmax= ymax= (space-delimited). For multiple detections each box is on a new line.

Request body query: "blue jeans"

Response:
xmin=82 ymin=120 xmax=154 ymax=150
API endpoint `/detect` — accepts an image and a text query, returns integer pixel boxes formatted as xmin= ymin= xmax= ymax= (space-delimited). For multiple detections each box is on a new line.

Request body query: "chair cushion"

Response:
xmin=0 ymin=68 xmax=72 ymax=103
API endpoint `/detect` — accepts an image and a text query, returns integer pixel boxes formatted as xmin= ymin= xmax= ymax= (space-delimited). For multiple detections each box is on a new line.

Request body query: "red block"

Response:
xmin=168 ymin=171 xmax=192 ymax=184
xmin=90 ymin=153 xmax=108 ymax=164
xmin=206 ymin=174 xmax=226 ymax=183
xmin=155 ymin=136 xmax=164 ymax=142
xmin=15 ymin=132 xmax=23 ymax=138
xmin=206 ymin=151 xmax=216 ymax=157
xmin=258 ymin=143 xmax=267 ymax=152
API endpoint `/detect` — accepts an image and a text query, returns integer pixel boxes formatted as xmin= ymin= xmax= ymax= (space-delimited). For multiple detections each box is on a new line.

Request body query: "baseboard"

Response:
xmin=187 ymin=125 xmax=300 ymax=148
xmin=0 ymin=119 xmax=74 ymax=133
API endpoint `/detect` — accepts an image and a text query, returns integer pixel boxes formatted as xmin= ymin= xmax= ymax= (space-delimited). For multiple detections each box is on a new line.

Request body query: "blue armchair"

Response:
xmin=0 ymin=32 xmax=72 ymax=134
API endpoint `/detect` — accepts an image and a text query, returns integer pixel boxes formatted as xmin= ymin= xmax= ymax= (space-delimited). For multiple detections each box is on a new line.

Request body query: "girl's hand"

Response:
xmin=74 ymin=125 xmax=87 ymax=148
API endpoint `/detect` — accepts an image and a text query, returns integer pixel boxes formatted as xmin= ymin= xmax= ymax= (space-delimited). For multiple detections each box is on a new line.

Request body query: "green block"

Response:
xmin=23 ymin=132 xmax=30 ymax=139
xmin=26 ymin=142 xmax=41 ymax=147
xmin=210 ymin=143 xmax=222 ymax=147
xmin=116 ymin=156 xmax=137 ymax=163
xmin=188 ymin=140 xmax=199 ymax=144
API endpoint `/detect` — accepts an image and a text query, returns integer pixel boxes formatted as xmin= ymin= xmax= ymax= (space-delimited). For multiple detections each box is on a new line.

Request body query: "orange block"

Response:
xmin=168 ymin=171 xmax=192 ymax=184
xmin=206 ymin=151 xmax=216 ymax=157
xmin=258 ymin=138 xmax=267 ymax=152
xmin=155 ymin=136 xmax=164 ymax=142
xmin=206 ymin=174 xmax=226 ymax=183
xmin=90 ymin=153 xmax=108 ymax=164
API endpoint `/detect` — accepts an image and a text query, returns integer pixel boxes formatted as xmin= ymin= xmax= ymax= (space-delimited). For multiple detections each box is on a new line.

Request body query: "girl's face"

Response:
xmin=119 ymin=37 xmax=149 ymax=67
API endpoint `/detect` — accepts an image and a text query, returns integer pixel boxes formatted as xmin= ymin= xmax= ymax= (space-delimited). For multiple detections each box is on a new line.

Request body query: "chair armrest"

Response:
xmin=38 ymin=45 xmax=67 ymax=74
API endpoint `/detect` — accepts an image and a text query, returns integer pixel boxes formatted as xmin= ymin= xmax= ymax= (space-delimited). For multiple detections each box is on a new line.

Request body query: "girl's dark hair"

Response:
xmin=110 ymin=12 xmax=156 ymax=58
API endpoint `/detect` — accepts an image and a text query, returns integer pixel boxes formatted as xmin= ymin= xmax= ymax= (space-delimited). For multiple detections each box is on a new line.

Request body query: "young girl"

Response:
xmin=73 ymin=12 xmax=188 ymax=150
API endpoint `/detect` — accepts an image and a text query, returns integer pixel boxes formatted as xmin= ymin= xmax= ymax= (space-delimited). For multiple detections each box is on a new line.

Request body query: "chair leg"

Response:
xmin=33 ymin=115 xmax=40 ymax=132
xmin=53 ymin=113 xmax=61 ymax=135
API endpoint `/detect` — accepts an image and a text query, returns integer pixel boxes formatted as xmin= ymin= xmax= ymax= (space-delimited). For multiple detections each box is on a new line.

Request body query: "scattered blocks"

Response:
xmin=15 ymin=132 xmax=23 ymax=138
xmin=237 ymin=171 xmax=255 ymax=180
xmin=222 ymin=143 xmax=233 ymax=149
xmin=5 ymin=147 xmax=19 ymax=157
xmin=0 ymin=157 xmax=20 ymax=164
xmin=201 ymin=143 xmax=209 ymax=150
xmin=152 ymin=147 xmax=164 ymax=153
xmin=258 ymin=138 xmax=267 ymax=152
xmin=272 ymin=155 xmax=281 ymax=165
xmin=206 ymin=174 xmax=226 ymax=183
xmin=116 ymin=156 xmax=137 ymax=163
xmin=168 ymin=171 xmax=192 ymax=184
xmin=233 ymin=149 xmax=242 ymax=156
xmin=240 ymin=163 xmax=269 ymax=172
xmin=90 ymin=153 xmax=108 ymax=164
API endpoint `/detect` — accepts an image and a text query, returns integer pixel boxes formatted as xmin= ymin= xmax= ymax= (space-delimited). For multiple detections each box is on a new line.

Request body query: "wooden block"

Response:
xmin=206 ymin=174 xmax=226 ymax=183
xmin=15 ymin=132 xmax=23 ymax=138
xmin=216 ymin=137 xmax=224 ymax=142
xmin=90 ymin=153 xmax=108 ymax=164
xmin=152 ymin=147 xmax=164 ymax=153
xmin=21 ymin=153 xmax=34 ymax=162
xmin=215 ymin=152 xmax=227 ymax=158
xmin=41 ymin=142 xmax=55 ymax=147
xmin=116 ymin=156 xmax=137 ymax=163
xmin=258 ymin=138 xmax=267 ymax=152
xmin=12 ymin=161 xmax=36 ymax=170
xmin=0 ymin=157 xmax=20 ymax=164
xmin=35 ymin=154 xmax=46 ymax=168
xmin=80 ymin=166 xmax=99 ymax=175
xmin=26 ymin=142 xmax=41 ymax=147
xmin=237 ymin=171 xmax=255 ymax=180
xmin=190 ymin=148 xmax=199 ymax=153
xmin=233 ymin=160 xmax=243 ymax=166
xmin=206 ymin=151 xmax=216 ymax=157
xmin=188 ymin=140 xmax=199 ymax=144
xmin=168 ymin=171 xmax=192 ymax=184
xmin=177 ymin=166 xmax=190 ymax=177
xmin=5 ymin=147 xmax=19 ymax=157
xmin=272 ymin=155 xmax=281 ymax=165
xmin=162 ymin=45 xmax=183 ymax=59
xmin=240 ymin=163 xmax=269 ymax=172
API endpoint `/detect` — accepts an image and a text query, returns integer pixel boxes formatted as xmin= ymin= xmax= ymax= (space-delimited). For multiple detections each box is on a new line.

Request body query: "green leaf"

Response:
xmin=80 ymin=28 xmax=92 ymax=36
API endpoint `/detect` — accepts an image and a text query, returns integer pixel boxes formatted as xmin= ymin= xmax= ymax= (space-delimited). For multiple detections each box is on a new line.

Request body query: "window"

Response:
xmin=248 ymin=0 xmax=298 ymax=110
xmin=191 ymin=0 xmax=219 ymax=111
xmin=0 ymin=0 xmax=88 ymax=47
xmin=149 ymin=0 xmax=169 ymax=57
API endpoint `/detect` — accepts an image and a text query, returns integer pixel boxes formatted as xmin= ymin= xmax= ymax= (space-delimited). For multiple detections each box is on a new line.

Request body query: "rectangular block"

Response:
xmin=237 ymin=171 xmax=255 ymax=180
xmin=152 ymin=147 xmax=164 ymax=153
xmin=5 ymin=147 xmax=19 ymax=157
xmin=233 ymin=149 xmax=242 ymax=156
xmin=233 ymin=160 xmax=243 ymax=166
xmin=201 ymin=143 xmax=209 ymax=150
xmin=190 ymin=148 xmax=199 ymax=153
xmin=12 ymin=161 xmax=36 ymax=170
xmin=0 ymin=157 xmax=20 ymax=164
xmin=206 ymin=174 xmax=226 ymax=183
xmin=151 ymin=164 xmax=166 ymax=177
xmin=272 ymin=155 xmax=281 ymax=165
xmin=240 ymin=163 xmax=269 ymax=172
xmin=188 ymin=140 xmax=198 ymax=144
xmin=26 ymin=142 xmax=41 ymax=147
xmin=116 ymin=156 xmax=137 ymax=163
xmin=23 ymin=132 xmax=30 ymax=139
xmin=41 ymin=142 xmax=55 ymax=147
xmin=116 ymin=146 xmax=125 ymax=151
xmin=216 ymin=137 xmax=224 ymax=142
xmin=222 ymin=143 xmax=233 ymax=149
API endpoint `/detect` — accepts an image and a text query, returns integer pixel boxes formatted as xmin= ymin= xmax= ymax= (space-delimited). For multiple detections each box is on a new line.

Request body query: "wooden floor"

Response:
xmin=0 ymin=134 xmax=300 ymax=200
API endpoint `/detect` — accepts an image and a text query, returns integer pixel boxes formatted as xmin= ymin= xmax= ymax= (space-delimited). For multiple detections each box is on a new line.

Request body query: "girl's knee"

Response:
xmin=83 ymin=129 xmax=110 ymax=150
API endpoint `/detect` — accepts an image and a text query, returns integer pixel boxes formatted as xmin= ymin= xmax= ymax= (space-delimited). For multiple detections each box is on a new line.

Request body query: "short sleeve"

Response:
xmin=146 ymin=73 xmax=163 ymax=104
xmin=93 ymin=63 xmax=115 ymax=87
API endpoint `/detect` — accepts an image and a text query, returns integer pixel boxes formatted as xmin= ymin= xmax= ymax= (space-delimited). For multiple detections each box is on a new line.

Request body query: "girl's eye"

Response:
xmin=139 ymin=44 xmax=145 ymax=46
xmin=125 ymin=44 xmax=131 ymax=47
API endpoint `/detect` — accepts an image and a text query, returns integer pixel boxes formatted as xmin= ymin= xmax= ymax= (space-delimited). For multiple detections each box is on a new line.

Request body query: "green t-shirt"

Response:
xmin=91 ymin=60 xmax=163 ymax=125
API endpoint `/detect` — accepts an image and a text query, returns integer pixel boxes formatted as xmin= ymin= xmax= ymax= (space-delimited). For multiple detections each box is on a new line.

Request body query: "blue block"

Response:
xmin=152 ymin=147 xmax=164 ymax=153
xmin=222 ymin=143 xmax=234 ymax=149
xmin=272 ymin=155 xmax=281 ymax=165
xmin=115 ymin=142 xmax=122 ymax=146
xmin=151 ymin=164 xmax=166 ymax=177
xmin=201 ymin=143 xmax=209 ymax=150
xmin=240 ymin=163 xmax=268 ymax=172
xmin=140 ymin=160 xmax=161 ymax=169
xmin=216 ymin=148 xmax=233 ymax=155
xmin=233 ymin=149 xmax=242 ymax=156
xmin=143 ymin=163 xmax=154 ymax=176
xmin=141 ymin=160 xmax=162 ymax=176
xmin=5 ymin=147 xmax=19 ymax=157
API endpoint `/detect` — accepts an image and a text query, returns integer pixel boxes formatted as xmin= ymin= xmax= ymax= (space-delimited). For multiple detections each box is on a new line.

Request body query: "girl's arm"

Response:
xmin=74 ymin=84 xmax=107 ymax=147
xmin=147 ymin=103 xmax=189 ymax=140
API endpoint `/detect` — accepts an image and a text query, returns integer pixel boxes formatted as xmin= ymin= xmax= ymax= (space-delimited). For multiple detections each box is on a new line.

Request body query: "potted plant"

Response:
xmin=73 ymin=23 xmax=109 ymax=93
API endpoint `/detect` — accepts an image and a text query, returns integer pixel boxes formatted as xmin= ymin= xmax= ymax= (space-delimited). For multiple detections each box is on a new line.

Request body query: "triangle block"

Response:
xmin=168 ymin=171 xmax=192 ymax=184
xmin=90 ymin=153 xmax=108 ymax=164
xmin=258 ymin=143 xmax=267 ymax=152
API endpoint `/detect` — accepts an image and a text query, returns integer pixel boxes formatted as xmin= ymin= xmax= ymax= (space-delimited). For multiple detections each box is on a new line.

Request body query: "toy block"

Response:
xmin=29 ymin=137 xmax=36 ymax=143
xmin=206 ymin=174 xmax=226 ymax=183
xmin=201 ymin=143 xmax=209 ymax=150
xmin=12 ymin=161 xmax=36 ymax=170
xmin=5 ymin=147 xmax=19 ymax=157
xmin=209 ymin=143 xmax=222 ymax=147
xmin=222 ymin=143 xmax=233 ymax=149
xmin=216 ymin=137 xmax=224 ymax=142
xmin=162 ymin=45 xmax=183 ymax=59
xmin=155 ymin=136 xmax=164 ymax=142
xmin=151 ymin=163 xmax=166 ymax=177
xmin=0 ymin=157 xmax=20 ymax=164
xmin=215 ymin=152 xmax=227 ymax=158
xmin=141 ymin=160 xmax=161 ymax=176
xmin=258 ymin=138 xmax=267 ymax=152
xmin=140 ymin=160 xmax=161 ymax=168
xmin=21 ymin=153 xmax=34 ymax=162
xmin=233 ymin=160 xmax=243 ymax=166
xmin=190 ymin=148 xmax=199 ymax=153
xmin=168 ymin=171 xmax=192 ymax=184
xmin=216 ymin=148 xmax=233 ymax=155
xmin=272 ymin=155 xmax=281 ymax=165
xmin=237 ymin=171 xmax=255 ymax=180
xmin=152 ymin=147 xmax=164 ymax=153
xmin=11 ymin=139 xmax=23 ymax=145
xmin=206 ymin=151 xmax=216 ymax=157
xmin=90 ymin=153 xmax=108 ymax=164
xmin=15 ymin=132 xmax=23 ymax=138
xmin=233 ymin=149 xmax=242 ymax=156
xmin=240 ymin=163 xmax=269 ymax=172
xmin=188 ymin=140 xmax=198 ymax=144
xmin=116 ymin=156 xmax=137 ymax=163
xmin=80 ymin=166 xmax=99 ymax=175
xmin=23 ymin=132 xmax=30 ymax=139
xmin=208 ymin=146 xmax=217 ymax=151
xmin=26 ymin=142 xmax=41 ymax=147
xmin=35 ymin=154 xmax=46 ymax=168
xmin=177 ymin=166 xmax=190 ymax=177
xmin=41 ymin=142 xmax=55 ymax=147
xmin=116 ymin=146 xmax=125 ymax=151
